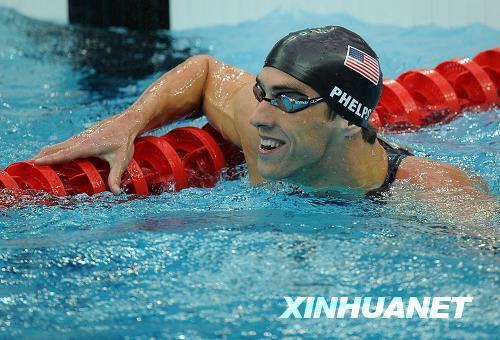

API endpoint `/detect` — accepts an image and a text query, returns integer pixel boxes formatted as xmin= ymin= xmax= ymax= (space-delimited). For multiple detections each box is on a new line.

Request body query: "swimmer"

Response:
xmin=32 ymin=26 xmax=495 ymax=225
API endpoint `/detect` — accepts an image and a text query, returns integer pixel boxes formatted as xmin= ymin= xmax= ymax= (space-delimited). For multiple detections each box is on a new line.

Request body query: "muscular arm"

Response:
xmin=126 ymin=54 xmax=255 ymax=145
xmin=33 ymin=55 xmax=262 ymax=192
xmin=137 ymin=54 xmax=263 ymax=183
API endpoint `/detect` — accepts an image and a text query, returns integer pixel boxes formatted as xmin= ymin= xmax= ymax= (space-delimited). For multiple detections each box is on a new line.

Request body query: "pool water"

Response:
xmin=0 ymin=7 xmax=499 ymax=338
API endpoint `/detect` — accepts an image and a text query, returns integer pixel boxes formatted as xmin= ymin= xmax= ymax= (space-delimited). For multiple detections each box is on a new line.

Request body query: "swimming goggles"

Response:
xmin=253 ymin=83 xmax=324 ymax=113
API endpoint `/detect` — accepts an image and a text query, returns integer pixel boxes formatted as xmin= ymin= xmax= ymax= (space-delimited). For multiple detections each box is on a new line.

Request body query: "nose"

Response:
xmin=249 ymin=100 xmax=278 ymax=129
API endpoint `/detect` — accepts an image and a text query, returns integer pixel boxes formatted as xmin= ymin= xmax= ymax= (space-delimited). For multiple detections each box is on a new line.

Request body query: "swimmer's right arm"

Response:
xmin=32 ymin=55 xmax=257 ymax=194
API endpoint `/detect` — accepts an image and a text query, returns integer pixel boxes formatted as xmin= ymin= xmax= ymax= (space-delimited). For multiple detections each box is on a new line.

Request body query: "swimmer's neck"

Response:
xmin=287 ymin=135 xmax=388 ymax=194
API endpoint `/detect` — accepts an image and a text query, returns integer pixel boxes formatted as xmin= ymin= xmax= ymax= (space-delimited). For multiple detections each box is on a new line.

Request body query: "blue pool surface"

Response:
xmin=0 ymin=7 xmax=499 ymax=338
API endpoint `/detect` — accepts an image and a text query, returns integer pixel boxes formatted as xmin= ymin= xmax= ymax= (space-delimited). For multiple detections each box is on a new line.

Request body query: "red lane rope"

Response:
xmin=370 ymin=47 xmax=499 ymax=131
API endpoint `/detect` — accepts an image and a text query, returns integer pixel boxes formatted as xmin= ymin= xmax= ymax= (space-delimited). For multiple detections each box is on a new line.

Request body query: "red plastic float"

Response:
xmin=122 ymin=159 xmax=150 ymax=195
xmin=396 ymin=69 xmax=461 ymax=125
xmin=163 ymin=126 xmax=227 ymax=187
xmin=6 ymin=161 xmax=67 ymax=196
xmin=134 ymin=136 xmax=187 ymax=192
xmin=0 ymin=170 xmax=19 ymax=190
xmin=202 ymin=123 xmax=245 ymax=168
xmin=473 ymin=48 xmax=500 ymax=72
xmin=435 ymin=58 xmax=497 ymax=109
xmin=376 ymin=79 xmax=423 ymax=129
xmin=0 ymin=47 xmax=498 ymax=202
xmin=473 ymin=48 xmax=500 ymax=105
xmin=52 ymin=159 xmax=106 ymax=195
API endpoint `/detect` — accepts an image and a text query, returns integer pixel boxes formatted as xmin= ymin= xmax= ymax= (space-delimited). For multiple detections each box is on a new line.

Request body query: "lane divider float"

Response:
xmin=0 ymin=48 xmax=498 ymax=200
xmin=0 ymin=124 xmax=245 ymax=199
xmin=371 ymin=47 xmax=499 ymax=130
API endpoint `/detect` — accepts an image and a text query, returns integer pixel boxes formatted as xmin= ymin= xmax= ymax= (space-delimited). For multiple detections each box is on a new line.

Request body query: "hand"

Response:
xmin=32 ymin=112 xmax=143 ymax=194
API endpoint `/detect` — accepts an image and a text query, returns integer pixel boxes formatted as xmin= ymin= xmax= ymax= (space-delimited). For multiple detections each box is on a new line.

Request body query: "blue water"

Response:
xmin=0 ymin=7 xmax=499 ymax=338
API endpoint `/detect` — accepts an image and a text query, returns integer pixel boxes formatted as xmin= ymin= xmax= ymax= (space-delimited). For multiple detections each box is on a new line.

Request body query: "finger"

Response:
xmin=33 ymin=144 xmax=94 ymax=165
xmin=33 ymin=139 xmax=76 ymax=160
xmin=107 ymin=149 xmax=133 ymax=195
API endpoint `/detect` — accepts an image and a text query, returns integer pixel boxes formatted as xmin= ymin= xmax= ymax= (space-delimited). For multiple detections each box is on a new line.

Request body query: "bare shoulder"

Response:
xmin=201 ymin=56 xmax=255 ymax=147
xmin=231 ymin=82 xmax=266 ymax=184
xmin=202 ymin=60 xmax=264 ymax=184
xmin=396 ymin=156 xmax=488 ymax=191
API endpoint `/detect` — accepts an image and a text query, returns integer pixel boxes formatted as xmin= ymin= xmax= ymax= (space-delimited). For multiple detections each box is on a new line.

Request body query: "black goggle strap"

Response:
xmin=253 ymin=83 xmax=266 ymax=100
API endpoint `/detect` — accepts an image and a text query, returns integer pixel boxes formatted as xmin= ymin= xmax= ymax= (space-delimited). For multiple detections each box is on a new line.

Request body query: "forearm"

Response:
xmin=123 ymin=55 xmax=211 ymax=134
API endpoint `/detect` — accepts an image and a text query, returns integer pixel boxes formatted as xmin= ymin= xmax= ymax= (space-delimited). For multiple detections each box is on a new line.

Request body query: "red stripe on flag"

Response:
xmin=346 ymin=60 xmax=379 ymax=79
xmin=345 ymin=60 xmax=379 ymax=84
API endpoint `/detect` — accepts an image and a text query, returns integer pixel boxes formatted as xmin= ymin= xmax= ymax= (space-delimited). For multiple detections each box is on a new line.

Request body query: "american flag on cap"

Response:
xmin=344 ymin=45 xmax=380 ymax=85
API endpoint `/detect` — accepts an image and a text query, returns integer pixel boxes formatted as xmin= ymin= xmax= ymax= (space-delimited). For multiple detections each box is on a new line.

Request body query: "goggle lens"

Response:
xmin=253 ymin=83 xmax=323 ymax=113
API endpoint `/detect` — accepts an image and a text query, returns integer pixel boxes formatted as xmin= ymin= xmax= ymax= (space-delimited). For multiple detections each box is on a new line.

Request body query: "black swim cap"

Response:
xmin=264 ymin=26 xmax=382 ymax=128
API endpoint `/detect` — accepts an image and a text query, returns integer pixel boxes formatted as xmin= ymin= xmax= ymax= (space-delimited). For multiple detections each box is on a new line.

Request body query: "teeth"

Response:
xmin=260 ymin=137 xmax=284 ymax=149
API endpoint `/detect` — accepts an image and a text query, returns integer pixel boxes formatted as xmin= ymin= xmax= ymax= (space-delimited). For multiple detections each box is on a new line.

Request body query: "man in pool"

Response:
xmin=32 ymin=26 xmax=494 ymax=224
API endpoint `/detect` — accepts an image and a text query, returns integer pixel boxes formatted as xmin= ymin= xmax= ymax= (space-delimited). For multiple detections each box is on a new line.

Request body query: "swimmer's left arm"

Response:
xmin=397 ymin=157 xmax=498 ymax=229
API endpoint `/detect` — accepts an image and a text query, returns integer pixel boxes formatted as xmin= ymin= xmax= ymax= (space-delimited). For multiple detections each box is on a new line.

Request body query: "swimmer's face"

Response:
xmin=250 ymin=67 xmax=337 ymax=183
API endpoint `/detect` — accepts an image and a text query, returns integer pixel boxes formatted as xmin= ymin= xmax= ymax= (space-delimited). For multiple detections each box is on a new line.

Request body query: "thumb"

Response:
xmin=106 ymin=149 xmax=133 ymax=195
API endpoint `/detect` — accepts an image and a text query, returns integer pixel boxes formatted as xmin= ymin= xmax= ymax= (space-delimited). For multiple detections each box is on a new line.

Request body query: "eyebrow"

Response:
xmin=255 ymin=77 xmax=305 ymax=95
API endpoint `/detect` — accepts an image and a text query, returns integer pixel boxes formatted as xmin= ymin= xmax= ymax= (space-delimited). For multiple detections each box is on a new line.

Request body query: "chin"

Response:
xmin=257 ymin=161 xmax=295 ymax=181
xmin=258 ymin=163 xmax=284 ymax=181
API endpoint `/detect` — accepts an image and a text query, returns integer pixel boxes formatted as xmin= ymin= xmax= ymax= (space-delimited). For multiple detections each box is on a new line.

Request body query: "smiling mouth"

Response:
xmin=259 ymin=136 xmax=286 ymax=153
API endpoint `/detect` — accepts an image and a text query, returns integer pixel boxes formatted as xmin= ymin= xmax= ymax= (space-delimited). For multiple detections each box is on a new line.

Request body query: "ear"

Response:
xmin=340 ymin=120 xmax=362 ymax=138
